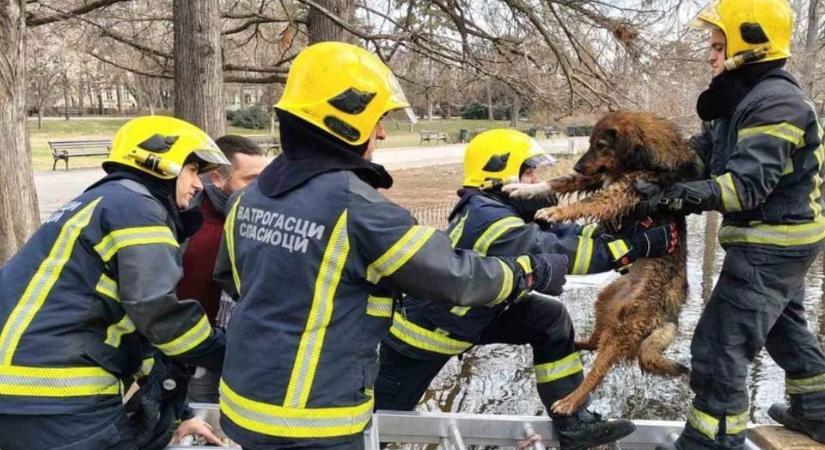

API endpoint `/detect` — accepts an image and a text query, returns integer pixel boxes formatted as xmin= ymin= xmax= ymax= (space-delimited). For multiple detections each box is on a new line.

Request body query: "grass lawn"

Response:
xmin=28 ymin=117 xmax=525 ymax=171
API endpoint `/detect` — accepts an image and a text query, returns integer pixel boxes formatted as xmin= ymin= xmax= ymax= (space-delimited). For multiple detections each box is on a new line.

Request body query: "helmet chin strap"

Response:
xmin=724 ymin=45 xmax=770 ymax=71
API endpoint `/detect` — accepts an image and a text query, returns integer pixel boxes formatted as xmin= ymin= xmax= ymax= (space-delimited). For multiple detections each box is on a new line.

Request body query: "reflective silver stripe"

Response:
xmin=489 ymin=259 xmax=513 ymax=306
xmin=0 ymin=365 xmax=120 ymax=397
xmin=534 ymin=352 xmax=583 ymax=383
xmin=0 ymin=199 xmax=101 ymax=366
xmin=787 ymin=373 xmax=825 ymax=394
xmin=94 ymin=226 xmax=178 ymax=262
xmin=220 ymin=380 xmax=373 ymax=438
xmin=715 ymin=173 xmax=742 ymax=212
xmin=738 ymin=122 xmax=805 ymax=148
xmin=366 ymin=296 xmax=393 ymax=318
xmin=448 ymin=213 xmax=468 ymax=247
xmin=366 ymin=226 xmax=436 ymax=283
xmin=284 ymin=211 xmax=350 ymax=408
xmin=719 ymin=218 xmax=825 ymax=247
xmin=390 ymin=314 xmax=472 ymax=355
xmin=104 ymin=314 xmax=135 ymax=347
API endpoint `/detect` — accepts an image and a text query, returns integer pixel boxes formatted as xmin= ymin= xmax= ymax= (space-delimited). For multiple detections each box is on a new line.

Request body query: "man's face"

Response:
xmin=519 ymin=166 xmax=540 ymax=184
xmin=176 ymin=162 xmax=203 ymax=209
xmin=210 ymin=152 xmax=267 ymax=194
xmin=709 ymin=28 xmax=727 ymax=76
xmin=363 ymin=121 xmax=387 ymax=161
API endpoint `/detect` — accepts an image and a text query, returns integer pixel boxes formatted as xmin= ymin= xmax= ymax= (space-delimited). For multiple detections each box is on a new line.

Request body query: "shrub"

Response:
xmin=228 ymin=106 xmax=268 ymax=129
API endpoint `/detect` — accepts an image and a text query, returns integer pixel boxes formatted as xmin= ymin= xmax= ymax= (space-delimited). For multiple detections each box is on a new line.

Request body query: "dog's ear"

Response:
xmin=602 ymin=128 xmax=618 ymax=148
xmin=614 ymin=126 xmax=652 ymax=170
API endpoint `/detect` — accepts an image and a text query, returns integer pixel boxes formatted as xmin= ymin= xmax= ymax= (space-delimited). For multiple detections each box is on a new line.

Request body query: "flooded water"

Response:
xmin=411 ymin=213 xmax=825 ymax=427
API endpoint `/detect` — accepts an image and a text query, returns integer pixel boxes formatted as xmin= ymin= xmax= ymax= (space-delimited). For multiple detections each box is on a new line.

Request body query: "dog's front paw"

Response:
xmin=502 ymin=181 xmax=551 ymax=199
xmin=535 ymin=207 xmax=567 ymax=223
xmin=551 ymin=397 xmax=579 ymax=416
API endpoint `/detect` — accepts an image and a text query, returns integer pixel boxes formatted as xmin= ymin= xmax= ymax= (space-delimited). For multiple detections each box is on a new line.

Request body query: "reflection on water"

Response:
xmin=414 ymin=214 xmax=825 ymax=428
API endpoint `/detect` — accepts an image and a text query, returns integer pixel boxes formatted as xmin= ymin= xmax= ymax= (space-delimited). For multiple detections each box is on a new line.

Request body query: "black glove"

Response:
xmin=629 ymin=180 xmax=704 ymax=220
xmin=607 ymin=220 xmax=679 ymax=273
xmin=525 ymin=254 xmax=569 ymax=296
xmin=125 ymin=355 xmax=194 ymax=450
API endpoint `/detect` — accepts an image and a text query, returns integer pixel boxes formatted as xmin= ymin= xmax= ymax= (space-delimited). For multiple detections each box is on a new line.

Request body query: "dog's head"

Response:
xmin=574 ymin=112 xmax=700 ymax=181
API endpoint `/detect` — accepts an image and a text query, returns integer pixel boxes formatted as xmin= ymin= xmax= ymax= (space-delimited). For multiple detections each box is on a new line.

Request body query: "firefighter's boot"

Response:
xmin=768 ymin=403 xmax=825 ymax=444
xmin=552 ymin=409 xmax=636 ymax=450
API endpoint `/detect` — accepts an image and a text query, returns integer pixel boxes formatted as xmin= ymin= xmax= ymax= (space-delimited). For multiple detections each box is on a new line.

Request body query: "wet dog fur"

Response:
xmin=521 ymin=111 xmax=701 ymax=415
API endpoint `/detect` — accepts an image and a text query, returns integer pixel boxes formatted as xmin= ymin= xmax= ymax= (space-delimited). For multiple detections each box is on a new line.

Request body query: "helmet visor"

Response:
xmin=524 ymin=153 xmax=557 ymax=168
xmin=192 ymin=148 xmax=232 ymax=173
xmin=386 ymin=71 xmax=418 ymax=124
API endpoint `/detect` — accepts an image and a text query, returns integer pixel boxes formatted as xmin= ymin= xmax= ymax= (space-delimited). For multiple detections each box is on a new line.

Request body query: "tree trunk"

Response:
xmin=173 ymin=0 xmax=225 ymax=137
xmin=115 ymin=84 xmax=123 ymax=115
xmin=37 ymin=109 xmax=42 ymax=129
xmin=486 ymin=82 xmax=494 ymax=121
xmin=802 ymin=0 xmax=820 ymax=96
xmin=62 ymin=72 xmax=70 ymax=120
xmin=510 ymin=95 xmax=520 ymax=128
xmin=0 ymin=0 xmax=40 ymax=265
xmin=307 ymin=0 xmax=355 ymax=44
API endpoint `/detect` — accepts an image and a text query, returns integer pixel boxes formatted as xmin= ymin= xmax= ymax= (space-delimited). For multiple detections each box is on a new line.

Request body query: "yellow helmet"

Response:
xmin=275 ymin=41 xmax=415 ymax=146
xmin=462 ymin=129 xmax=555 ymax=189
xmin=104 ymin=116 xmax=230 ymax=180
xmin=692 ymin=0 xmax=793 ymax=70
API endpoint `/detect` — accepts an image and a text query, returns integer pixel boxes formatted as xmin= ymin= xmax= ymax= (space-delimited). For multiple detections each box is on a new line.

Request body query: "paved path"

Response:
xmin=35 ymin=137 xmax=589 ymax=218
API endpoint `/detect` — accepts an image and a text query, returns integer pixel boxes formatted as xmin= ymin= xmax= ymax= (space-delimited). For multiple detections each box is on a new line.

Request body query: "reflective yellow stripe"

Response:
xmin=366 ymin=295 xmax=393 ymax=318
xmin=738 ymin=122 xmax=805 ymax=148
xmin=104 ymin=314 xmax=135 ymax=348
xmin=688 ymin=406 xmax=720 ymax=441
xmin=155 ymin=314 xmax=212 ymax=356
xmin=809 ymin=143 xmax=824 ymax=220
xmin=0 ymin=365 xmax=119 ymax=397
xmin=366 ymin=226 xmax=436 ymax=283
xmin=473 ymin=217 xmax=524 ymax=255
xmin=607 ymin=239 xmax=630 ymax=260
xmin=0 ymin=199 xmax=101 ymax=366
xmin=94 ymin=226 xmax=178 ymax=262
xmin=285 ymin=211 xmax=350 ymax=408
xmin=448 ymin=213 xmax=468 ymax=247
xmin=534 ymin=352 xmax=583 ymax=384
xmin=787 ymin=372 xmax=825 ymax=394
xmin=95 ymin=273 xmax=119 ymax=302
xmin=225 ymin=194 xmax=243 ymax=295
xmin=719 ymin=217 xmax=825 ymax=247
xmin=516 ymin=255 xmax=533 ymax=274
xmin=489 ymin=259 xmax=513 ymax=306
xmin=389 ymin=314 xmax=473 ymax=355
xmin=726 ymin=411 xmax=749 ymax=435
xmin=715 ymin=173 xmax=743 ymax=212
xmin=135 ymin=357 xmax=155 ymax=379
xmin=572 ymin=224 xmax=597 ymax=275
xmin=450 ymin=306 xmax=471 ymax=316
xmin=220 ymin=379 xmax=373 ymax=438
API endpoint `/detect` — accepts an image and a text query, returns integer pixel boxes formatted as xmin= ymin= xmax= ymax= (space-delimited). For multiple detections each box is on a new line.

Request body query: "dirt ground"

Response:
xmin=382 ymin=157 xmax=575 ymax=209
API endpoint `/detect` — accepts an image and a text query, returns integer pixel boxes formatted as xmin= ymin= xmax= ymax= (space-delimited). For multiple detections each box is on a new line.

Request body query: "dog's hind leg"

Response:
xmin=638 ymin=322 xmax=689 ymax=376
xmin=551 ymin=340 xmax=626 ymax=415
xmin=574 ymin=281 xmax=624 ymax=351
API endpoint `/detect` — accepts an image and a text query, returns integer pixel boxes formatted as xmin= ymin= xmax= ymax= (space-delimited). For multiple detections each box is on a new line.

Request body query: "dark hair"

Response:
xmin=215 ymin=135 xmax=265 ymax=160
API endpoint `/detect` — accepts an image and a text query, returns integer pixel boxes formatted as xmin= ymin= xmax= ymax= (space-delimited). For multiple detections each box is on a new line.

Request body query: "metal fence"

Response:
xmin=410 ymin=203 xmax=455 ymax=229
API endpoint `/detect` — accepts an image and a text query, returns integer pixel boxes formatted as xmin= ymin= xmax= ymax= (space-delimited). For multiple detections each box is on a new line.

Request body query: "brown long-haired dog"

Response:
xmin=513 ymin=111 xmax=701 ymax=415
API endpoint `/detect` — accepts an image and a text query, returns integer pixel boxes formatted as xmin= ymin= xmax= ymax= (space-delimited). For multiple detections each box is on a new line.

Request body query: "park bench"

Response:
xmin=418 ymin=130 xmax=449 ymax=145
xmin=243 ymin=135 xmax=281 ymax=156
xmin=49 ymin=139 xmax=111 ymax=170
xmin=543 ymin=126 xmax=560 ymax=139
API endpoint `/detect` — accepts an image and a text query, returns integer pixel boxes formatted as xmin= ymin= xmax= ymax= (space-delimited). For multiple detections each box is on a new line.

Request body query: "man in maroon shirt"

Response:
xmin=177 ymin=135 xmax=267 ymax=403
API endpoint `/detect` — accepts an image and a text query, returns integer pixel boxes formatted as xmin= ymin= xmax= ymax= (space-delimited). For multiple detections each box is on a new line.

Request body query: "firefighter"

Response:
xmin=375 ymin=129 xmax=680 ymax=450
xmin=214 ymin=42 xmax=573 ymax=450
xmin=0 ymin=116 xmax=230 ymax=450
xmin=632 ymin=1 xmax=825 ymax=448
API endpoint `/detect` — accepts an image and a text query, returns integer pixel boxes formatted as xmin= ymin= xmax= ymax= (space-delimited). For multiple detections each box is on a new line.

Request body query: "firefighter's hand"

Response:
xmin=502 ymin=181 xmax=552 ymax=199
xmin=172 ymin=417 xmax=224 ymax=447
xmin=527 ymin=254 xmax=568 ymax=296
xmin=626 ymin=220 xmax=679 ymax=258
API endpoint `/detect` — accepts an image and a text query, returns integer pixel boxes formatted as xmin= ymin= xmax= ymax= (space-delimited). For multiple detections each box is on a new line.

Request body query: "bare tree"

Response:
xmin=307 ymin=0 xmax=355 ymax=43
xmin=801 ymin=0 xmax=821 ymax=97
